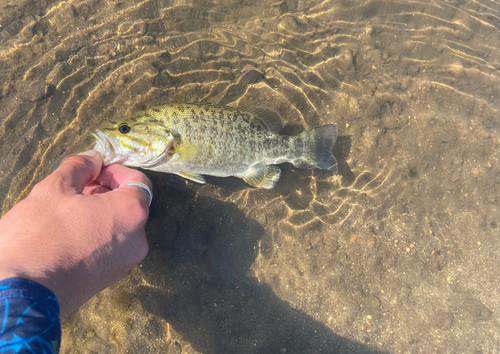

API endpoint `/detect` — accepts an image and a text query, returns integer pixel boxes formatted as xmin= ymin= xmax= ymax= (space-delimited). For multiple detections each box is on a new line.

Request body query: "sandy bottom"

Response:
xmin=1 ymin=0 xmax=499 ymax=353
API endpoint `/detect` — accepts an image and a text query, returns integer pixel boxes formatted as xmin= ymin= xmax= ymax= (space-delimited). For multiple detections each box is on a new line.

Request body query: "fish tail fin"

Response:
xmin=292 ymin=124 xmax=338 ymax=172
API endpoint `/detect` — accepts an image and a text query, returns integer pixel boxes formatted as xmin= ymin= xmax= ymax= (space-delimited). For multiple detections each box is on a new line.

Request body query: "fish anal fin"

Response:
xmin=241 ymin=165 xmax=281 ymax=189
xmin=177 ymin=170 xmax=206 ymax=184
xmin=245 ymin=107 xmax=284 ymax=133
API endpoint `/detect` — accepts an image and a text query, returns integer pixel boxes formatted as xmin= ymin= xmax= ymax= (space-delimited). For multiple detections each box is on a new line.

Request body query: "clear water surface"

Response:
xmin=0 ymin=0 xmax=499 ymax=353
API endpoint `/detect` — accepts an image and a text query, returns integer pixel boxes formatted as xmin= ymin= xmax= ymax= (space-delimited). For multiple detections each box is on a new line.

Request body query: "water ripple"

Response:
xmin=1 ymin=0 xmax=500 ymax=352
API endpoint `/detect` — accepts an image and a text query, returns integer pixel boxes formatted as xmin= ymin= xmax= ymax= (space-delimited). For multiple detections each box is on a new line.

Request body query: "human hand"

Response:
xmin=0 ymin=151 xmax=151 ymax=320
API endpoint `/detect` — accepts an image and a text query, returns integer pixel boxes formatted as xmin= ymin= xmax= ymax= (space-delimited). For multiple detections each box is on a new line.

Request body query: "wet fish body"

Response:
xmin=93 ymin=104 xmax=338 ymax=188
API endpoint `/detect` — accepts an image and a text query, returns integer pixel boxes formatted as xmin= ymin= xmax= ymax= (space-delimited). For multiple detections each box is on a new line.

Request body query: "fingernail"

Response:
xmin=78 ymin=150 xmax=99 ymax=158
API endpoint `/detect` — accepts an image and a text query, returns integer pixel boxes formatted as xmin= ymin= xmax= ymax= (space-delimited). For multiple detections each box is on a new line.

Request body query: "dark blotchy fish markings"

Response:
xmin=93 ymin=103 xmax=338 ymax=189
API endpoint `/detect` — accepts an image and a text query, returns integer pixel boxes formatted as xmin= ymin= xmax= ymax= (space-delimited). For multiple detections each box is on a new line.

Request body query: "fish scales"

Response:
xmin=93 ymin=103 xmax=338 ymax=189
xmin=133 ymin=105 xmax=297 ymax=174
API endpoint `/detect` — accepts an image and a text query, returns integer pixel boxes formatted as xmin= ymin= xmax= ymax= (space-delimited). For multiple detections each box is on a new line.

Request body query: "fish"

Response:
xmin=92 ymin=103 xmax=338 ymax=189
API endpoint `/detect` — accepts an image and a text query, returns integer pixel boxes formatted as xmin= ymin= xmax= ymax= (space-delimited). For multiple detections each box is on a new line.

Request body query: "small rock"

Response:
xmin=85 ymin=57 xmax=96 ymax=66
xmin=237 ymin=65 xmax=264 ymax=86
xmin=277 ymin=15 xmax=300 ymax=32
xmin=153 ymin=71 xmax=175 ymax=88
xmin=432 ymin=310 xmax=454 ymax=330
xmin=1 ymin=83 xmax=11 ymax=98
xmin=370 ymin=297 xmax=381 ymax=309
xmin=398 ymin=285 xmax=412 ymax=301
xmin=22 ymin=80 xmax=55 ymax=101
xmin=465 ymin=298 xmax=492 ymax=321
xmin=139 ymin=35 xmax=154 ymax=45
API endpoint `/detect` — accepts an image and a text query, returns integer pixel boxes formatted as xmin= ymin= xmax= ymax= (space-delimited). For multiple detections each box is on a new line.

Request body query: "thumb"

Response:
xmin=45 ymin=150 xmax=104 ymax=194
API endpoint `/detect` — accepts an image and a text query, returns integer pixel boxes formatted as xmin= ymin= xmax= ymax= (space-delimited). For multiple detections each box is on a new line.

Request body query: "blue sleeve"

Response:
xmin=0 ymin=278 xmax=61 ymax=354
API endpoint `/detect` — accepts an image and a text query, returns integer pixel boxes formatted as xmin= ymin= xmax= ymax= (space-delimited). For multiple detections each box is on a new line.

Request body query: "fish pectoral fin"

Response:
xmin=244 ymin=107 xmax=284 ymax=133
xmin=177 ymin=170 xmax=206 ymax=184
xmin=241 ymin=165 xmax=281 ymax=189
xmin=175 ymin=143 xmax=201 ymax=162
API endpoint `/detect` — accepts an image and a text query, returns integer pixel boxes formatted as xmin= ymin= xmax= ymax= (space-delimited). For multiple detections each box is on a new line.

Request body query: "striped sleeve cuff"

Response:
xmin=0 ymin=277 xmax=61 ymax=354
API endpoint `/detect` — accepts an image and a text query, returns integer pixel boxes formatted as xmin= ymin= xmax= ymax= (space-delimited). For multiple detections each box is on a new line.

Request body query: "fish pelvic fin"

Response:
xmin=293 ymin=124 xmax=338 ymax=172
xmin=177 ymin=170 xmax=206 ymax=184
xmin=241 ymin=165 xmax=281 ymax=189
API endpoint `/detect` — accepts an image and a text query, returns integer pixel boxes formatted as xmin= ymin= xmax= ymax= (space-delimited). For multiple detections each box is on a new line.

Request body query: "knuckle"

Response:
xmin=50 ymin=173 xmax=73 ymax=192
xmin=130 ymin=171 xmax=152 ymax=189
xmin=133 ymin=232 xmax=149 ymax=263
xmin=63 ymin=155 xmax=93 ymax=170
xmin=123 ymin=198 xmax=149 ymax=224
xmin=133 ymin=201 xmax=150 ymax=223
xmin=142 ymin=176 xmax=152 ymax=189
xmin=33 ymin=173 xmax=72 ymax=194
xmin=138 ymin=242 xmax=149 ymax=263
xmin=30 ymin=180 xmax=50 ymax=196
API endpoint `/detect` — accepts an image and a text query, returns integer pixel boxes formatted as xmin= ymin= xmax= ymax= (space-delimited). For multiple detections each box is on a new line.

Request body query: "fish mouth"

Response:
xmin=92 ymin=130 xmax=113 ymax=156
xmin=92 ymin=129 xmax=124 ymax=165
xmin=92 ymin=129 xmax=173 ymax=167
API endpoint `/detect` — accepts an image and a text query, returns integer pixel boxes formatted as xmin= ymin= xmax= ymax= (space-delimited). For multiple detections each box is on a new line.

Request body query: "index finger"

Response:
xmin=95 ymin=164 xmax=152 ymax=190
xmin=95 ymin=163 xmax=153 ymax=208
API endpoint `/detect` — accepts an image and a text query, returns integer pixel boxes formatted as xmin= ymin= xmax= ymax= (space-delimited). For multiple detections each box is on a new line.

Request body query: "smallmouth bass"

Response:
xmin=93 ymin=104 xmax=338 ymax=189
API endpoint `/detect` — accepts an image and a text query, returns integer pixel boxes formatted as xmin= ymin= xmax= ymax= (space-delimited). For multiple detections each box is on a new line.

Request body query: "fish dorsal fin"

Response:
xmin=241 ymin=164 xmax=281 ymax=189
xmin=245 ymin=107 xmax=284 ymax=133
xmin=177 ymin=170 xmax=206 ymax=184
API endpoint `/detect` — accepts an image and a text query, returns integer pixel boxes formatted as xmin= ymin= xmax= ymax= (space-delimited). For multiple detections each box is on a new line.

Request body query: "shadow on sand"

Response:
xmin=135 ymin=165 xmax=386 ymax=354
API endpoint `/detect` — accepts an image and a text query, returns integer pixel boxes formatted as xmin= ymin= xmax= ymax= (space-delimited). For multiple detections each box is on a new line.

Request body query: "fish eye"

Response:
xmin=118 ymin=124 xmax=131 ymax=134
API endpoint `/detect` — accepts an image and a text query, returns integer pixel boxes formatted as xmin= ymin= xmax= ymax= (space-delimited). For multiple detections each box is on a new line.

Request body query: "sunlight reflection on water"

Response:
xmin=1 ymin=0 xmax=500 ymax=353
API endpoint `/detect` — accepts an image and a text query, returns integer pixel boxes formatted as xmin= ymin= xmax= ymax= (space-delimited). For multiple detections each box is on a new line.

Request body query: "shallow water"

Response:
xmin=1 ymin=0 xmax=500 ymax=352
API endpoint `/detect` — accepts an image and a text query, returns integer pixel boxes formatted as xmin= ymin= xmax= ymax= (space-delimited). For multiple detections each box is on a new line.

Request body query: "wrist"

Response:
xmin=0 ymin=258 xmax=60 ymax=304
xmin=0 ymin=270 xmax=23 ymax=282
